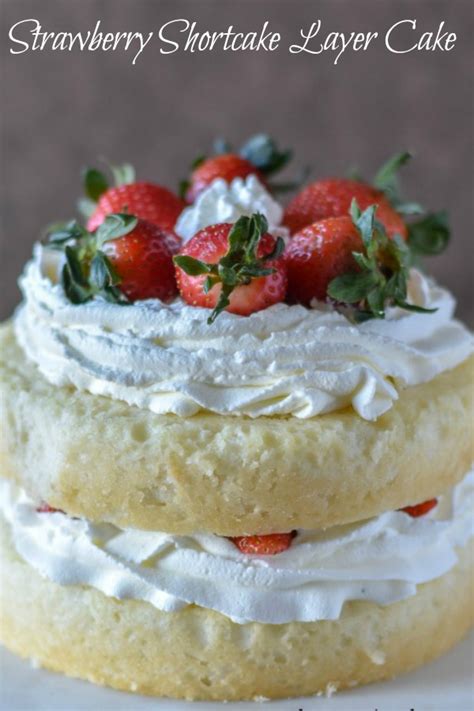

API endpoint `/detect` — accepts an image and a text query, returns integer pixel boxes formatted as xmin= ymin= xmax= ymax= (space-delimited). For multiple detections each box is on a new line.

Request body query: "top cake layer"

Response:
xmin=3 ymin=153 xmax=474 ymax=534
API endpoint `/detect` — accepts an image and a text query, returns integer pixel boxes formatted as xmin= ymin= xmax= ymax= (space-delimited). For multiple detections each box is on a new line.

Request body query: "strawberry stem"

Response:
xmin=174 ymin=213 xmax=284 ymax=324
xmin=327 ymin=200 xmax=439 ymax=321
xmin=44 ymin=213 xmax=137 ymax=305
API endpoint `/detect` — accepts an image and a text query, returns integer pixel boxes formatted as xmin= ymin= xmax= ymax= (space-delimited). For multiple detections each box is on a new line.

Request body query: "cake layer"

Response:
xmin=0 ymin=514 xmax=472 ymax=700
xmin=1 ymin=473 xmax=472 ymax=624
xmin=1 ymin=322 xmax=472 ymax=534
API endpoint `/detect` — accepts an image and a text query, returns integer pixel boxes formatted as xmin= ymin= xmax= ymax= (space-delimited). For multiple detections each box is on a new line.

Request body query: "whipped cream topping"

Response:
xmin=175 ymin=175 xmax=289 ymax=241
xmin=1 ymin=470 xmax=473 ymax=624
xmin=14 ymin=247 xmax=473 ymax=420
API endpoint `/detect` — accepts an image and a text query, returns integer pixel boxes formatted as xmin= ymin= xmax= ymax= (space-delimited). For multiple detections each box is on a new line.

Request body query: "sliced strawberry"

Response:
xmin=284 ymin=178 xmax=407 ymax=239
xmin=230 ymin=531 xmax=296 ymax=555
xmin=36 ymin=502 xmax=63 ymax=514
xmin=400 ymin=499 xmax=438 ymax=517
xmin=285 ymin=216 xmax=363 ymax=304
xmin=174 ymin=214 xmax=287 ymax=323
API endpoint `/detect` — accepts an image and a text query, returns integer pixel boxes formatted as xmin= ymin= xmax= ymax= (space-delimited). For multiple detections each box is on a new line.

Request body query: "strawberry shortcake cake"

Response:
xmin=0 ymin=137 xmax=472 ymax=700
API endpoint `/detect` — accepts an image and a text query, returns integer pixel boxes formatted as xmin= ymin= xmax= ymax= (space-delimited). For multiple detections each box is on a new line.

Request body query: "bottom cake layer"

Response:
xmin=0 ymin=516 xmax=472 ymax=701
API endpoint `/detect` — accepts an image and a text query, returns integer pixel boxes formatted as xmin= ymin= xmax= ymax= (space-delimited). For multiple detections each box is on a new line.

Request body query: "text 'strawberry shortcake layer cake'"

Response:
xmin=0 ymin=139 xmax=473 ymax=700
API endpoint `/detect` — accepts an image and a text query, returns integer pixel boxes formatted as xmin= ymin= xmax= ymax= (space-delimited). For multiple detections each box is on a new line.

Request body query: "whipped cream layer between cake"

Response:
xmin=14 ymin=246 xmax=473 ymax=421
xmin=1 ymin=469 xmax=472 ymax=624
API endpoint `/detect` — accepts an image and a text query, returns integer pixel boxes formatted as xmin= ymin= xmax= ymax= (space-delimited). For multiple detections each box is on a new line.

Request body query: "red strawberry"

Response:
xmin=36 ymin=502 xmax=63 ymax=514
xmin=230 ymin=532 xmax=296 ymax=555
xmin=186 ymin=154 xmax=262 ymax=202
xmin=103 ymin=219 xmax=177 ymax=302
xmin=284 ymin=179 xmax=407 ymax=240
xmin=285 ymin=216 xmax=363 ymax=304
xmin=400 ymin=499 xmax=438 ymax=518
xmin=174 ymin=214 xmax=287 ymax=323
xmin=87 ymin=181 xmax=185 ymax=251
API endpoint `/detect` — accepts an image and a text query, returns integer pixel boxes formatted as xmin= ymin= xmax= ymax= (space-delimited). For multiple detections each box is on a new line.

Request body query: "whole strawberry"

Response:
xmin=174 ymin=214 xmax=287 ymax=323
xmin=103 ymin=219 xmax=177 ymax=302
xmin=82 ymin=164 xmax=185 ymax=252
xmin=230 ymin=531 xmax=296 ymax=556
xmin=286 ymin=216 xmax=363 ymax=304
xmin=286 ymin=201 xmax=438 ymax=321
xmin=186 ymin=154 xmax=262 ymax=203
xmin=284 ymin=178 xmax=407 ymax=239
xmin=183 ymin=134 xmax=293 ymax=202
xmin=46 ymin=214 xmax=177 ymax=304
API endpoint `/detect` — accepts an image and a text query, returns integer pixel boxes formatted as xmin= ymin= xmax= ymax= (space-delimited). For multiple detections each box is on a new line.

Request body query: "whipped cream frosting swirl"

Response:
xmin=1 ymin=471 xmax=473 ymax=624
xmin=175 ymin=175 xmax=289 ymax=242
xmin=14 ymin=246 xmax=473 ymax=420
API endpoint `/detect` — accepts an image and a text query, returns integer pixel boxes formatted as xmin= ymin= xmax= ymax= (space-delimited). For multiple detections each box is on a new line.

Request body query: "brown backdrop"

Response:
xmin=1 ymin=0 xmax=473 ymax=324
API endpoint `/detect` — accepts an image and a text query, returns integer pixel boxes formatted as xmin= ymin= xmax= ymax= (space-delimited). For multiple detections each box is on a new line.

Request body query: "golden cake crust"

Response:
xmin=0 ymin=516 xmax=472 ymax=701
xmin=0 ymin=321 xmax=473 ymax=534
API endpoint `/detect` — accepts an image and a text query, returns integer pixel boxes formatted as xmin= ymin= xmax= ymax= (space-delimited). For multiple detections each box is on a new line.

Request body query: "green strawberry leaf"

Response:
xmin=394 ymin=201 xmax=424 ymax=216
xmin=191 ymin=155 xmax=206 ymax=170
xmin=328 ymin=201 xmax=440 ymax=322
xmin=213 ymin=138 xmax=232 ymax=155
xmin=62 ymin=246 xmax=92 ymax=304
xmin=353 ymin=201 xmax=377 ymax=248
xmin=110 ymin=163 xmax=135 ymax=187
xmin=173 ymin=255 xmax=214 ymax=276
xmin=208 ymin=283 xmax=233 ymax=324
xmin=373 ymin=152 xmax=412 ymax=202
xmin=393 ymin=299 xmax=437 ymax=314
xmin=83 ymin=168 xmax=109 ymax=202
xmin=64 ymin=246 xmax=89 ymax=286
xmin=89 ymin=252 xmax=121 ymax=290
xmin=89 ymin=252 xmax=128 ymax=304
xmin=174 ymin=212 xmax=280 ymax=324
xmin=407 ymin=211 xmax=450 ymax=255
xmin=101 ymin=285 xmax=129 ymax=304
xmin=96 ymin=214 xmax=138 ymax=247
xmin=346 ymin=166 xmax=363 ymax=182
xmin=348 ymin=152 xmax=450 ymax=256
xmin=328 ymin=270 xmax=380 ymax=303
xmin=49 ymin=214 xmax=139 ymax=307
xmin=45 ymin=220 xmax=88 ymax=247
xmin=366 ymin=287 xmax=386 ymax=318
xmin=269 ymin=165 xmax=312 ymax=194
xmin=239 ymin=134 xmax=292 ymax=176
xmin=77 ymin=197 xmax=97 ymax=219
xmin=178 ymin=179 xmax=190 ymax=200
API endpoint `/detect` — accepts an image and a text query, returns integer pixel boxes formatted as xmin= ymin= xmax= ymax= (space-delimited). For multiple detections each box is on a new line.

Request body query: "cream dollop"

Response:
xmin=175 ymin=175 xmax=288 ymax=241
xmin=14 ymin=247 xmax=473 ymax=420
xmin=1 ymin=471 xmax=473 ymax=624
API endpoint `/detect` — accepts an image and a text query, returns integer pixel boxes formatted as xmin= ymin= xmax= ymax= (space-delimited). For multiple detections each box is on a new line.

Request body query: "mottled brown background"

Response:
xmin=1 ymin=0 xmax=473 ymax=324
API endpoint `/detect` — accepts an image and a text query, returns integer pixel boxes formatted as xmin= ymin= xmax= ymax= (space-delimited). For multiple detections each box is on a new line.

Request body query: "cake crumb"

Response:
xmin=325 ymin=682 xmax=339 ymax=697
xmin=129 ymin=682 xmax=138 ymax=692
xmin=253 ymin=696 xmax=270 ymax=703
xmin=29 ymin=657 xmax=41 ymax=670
xmin=369 ymin=649 xmax=386 ymax=665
